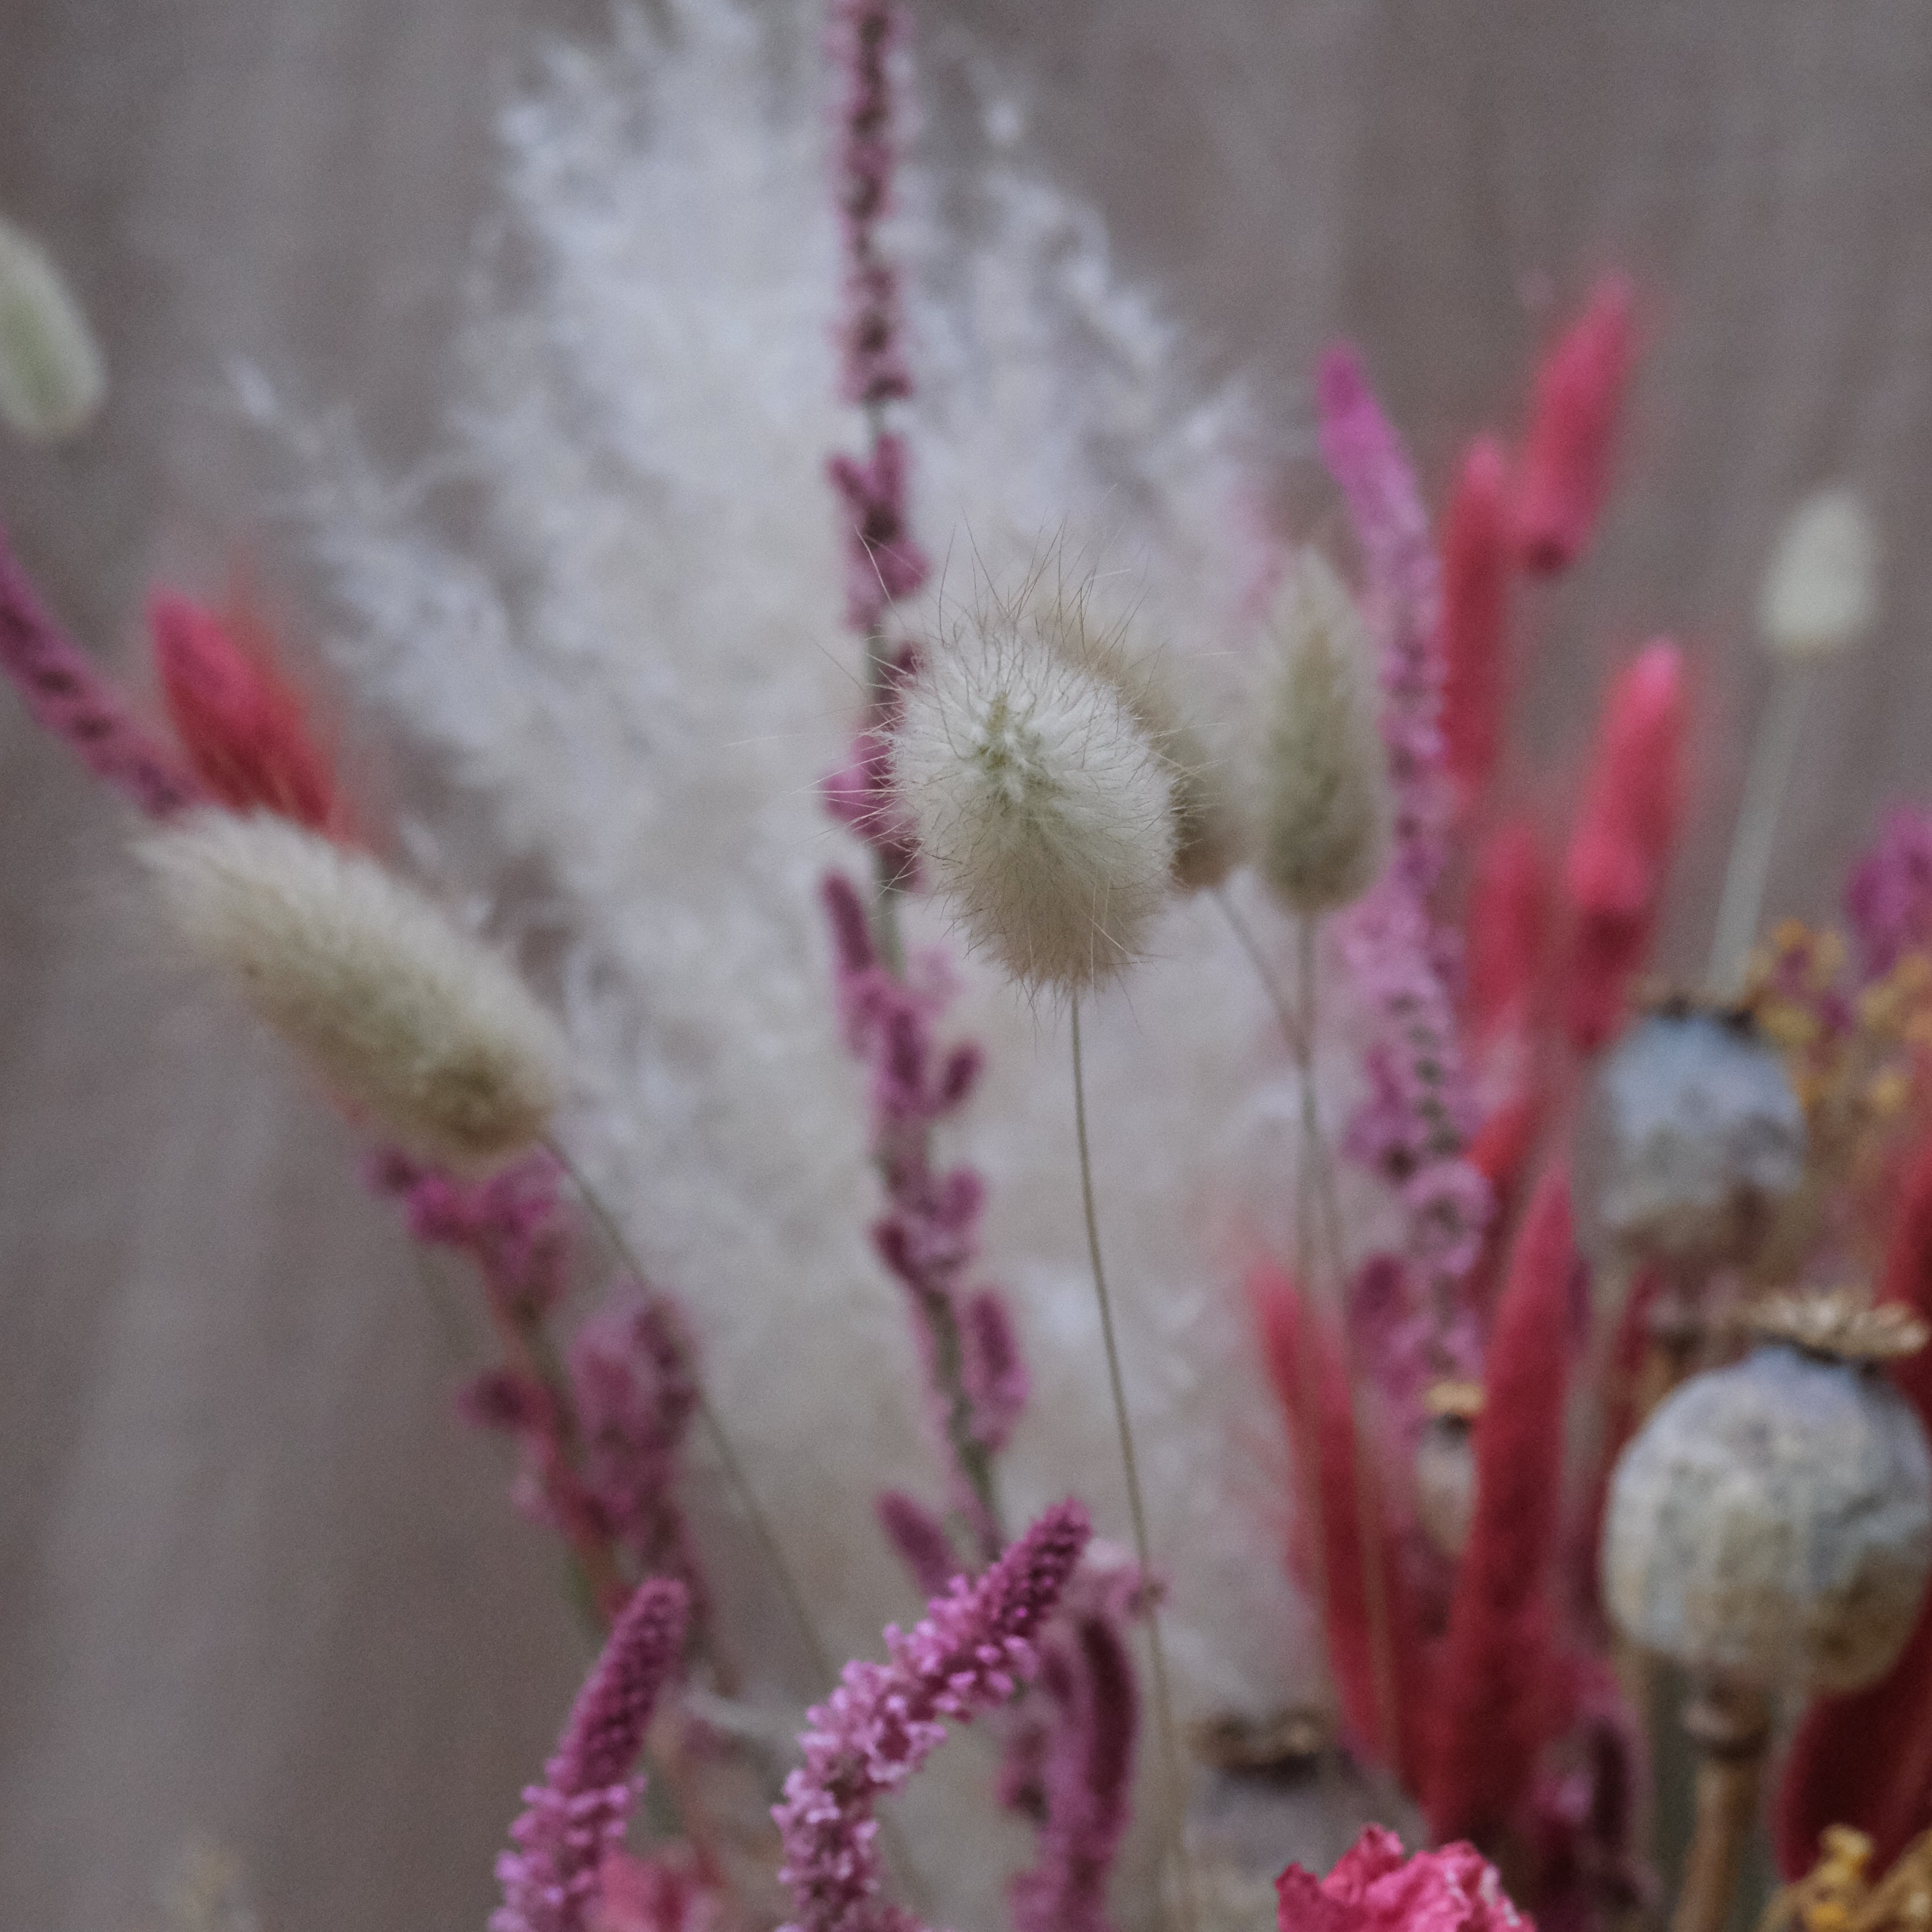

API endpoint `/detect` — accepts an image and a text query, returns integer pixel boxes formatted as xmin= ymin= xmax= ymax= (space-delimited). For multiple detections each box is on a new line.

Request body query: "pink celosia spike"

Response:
xmin=1558 ymin=640 xmax=1687 ymax=1053
xmin=1774 ymin=1133 xmax=1932 ymax=1877
xmin=149 ymin=589 xmax=348 ymax=835
xmin=1427 ymin=1170 xmax=1578 ymax=1844
xmin=494 ymin=1578 xmax=690 ymax=1932
xmin=1274 ymin=1824 xmax=1527 ymax=1932
xmin=828 ymin=0 xmax=913 ymax=408
xmin=1008 ymin=1608 xmax=1138 ymax=1932
xmin=1466 ymin=818 xmax=1549 ymax=1048
xmin=1438 ymin=436 xmax=1516 ymax=806
xmin=773 ymin=1500 xmax=1090 ymax=1932
xmin=1514 ymin=273 xmax=1637 ymax=575
xmin=590 ymin=1849 xmax=719 ymax=1932
xmin=572 ymin=1297 xmax=709 ymax=1638
xmin=1846 ymin=804 xmax=1932 ymax=981
xmin=1316 ymin=343 xmax=1447 ymax=899
xmin=1250 ymin=1263 xmax=1432 ymax=1786
xmin=0 ymin=523 xmax=204 ymax=817
xmin=828 ymin=435 xmax=929 ymax=632
xmin=875 ymin=1490 xmax=961 ymax=1599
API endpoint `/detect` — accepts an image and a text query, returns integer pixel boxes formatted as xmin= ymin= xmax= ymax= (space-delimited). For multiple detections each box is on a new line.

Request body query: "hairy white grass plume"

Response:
xmin=139 ymin=810 xmax=564 ymax=1169
xmin=1029 ymin=577 xmax=1246 ymax=892
xmin=248 ymin=6 xmax=1315 ymax=1918
xmin=1259 ymin=549 xmax=1391 ymax=914
xmin=0 ymin=212 xmax=106 ymax=442
xmin=1758 ymin=485 xmax=1879 ymax=661
xmin=899 ymin=596 xmax=1177 ymax=992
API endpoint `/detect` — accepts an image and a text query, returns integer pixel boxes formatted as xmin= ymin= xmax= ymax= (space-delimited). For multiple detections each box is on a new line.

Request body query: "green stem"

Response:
xmin=1070 ymin=1002 xmax=1198 ymax=1932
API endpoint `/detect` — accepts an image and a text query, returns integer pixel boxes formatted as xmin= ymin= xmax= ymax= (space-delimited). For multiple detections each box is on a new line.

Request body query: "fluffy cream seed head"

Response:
xmin=0 ymin=214 xmax=105 ymax=443
xmin=139 ymin=810 xmax=565 ymax=1170
xmin=1029 ymin=587 xmax=1245 ymax=894
xmin=897 ymin=603 xmax=1178 ymax=993
xmin=1258 ymin=549 xmax=1392 ymax=915
xmin=1758 ymin=486 xmax=1879 ymax=662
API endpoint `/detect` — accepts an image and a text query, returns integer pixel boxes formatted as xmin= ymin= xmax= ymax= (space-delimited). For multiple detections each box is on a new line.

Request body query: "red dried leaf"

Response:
xmin=1427 ymin=1170 xmax=1577 ymax=1843
xmin=150 ymin=589 xmax=349 ymax=836
xmin=1250 ymin=1262 xmax=1432 ymax=1787
xmin=1558 ymin=641 xmax=1687 ymax=1053
xmin=1515 ymin=273 xmax=1637 ymax=575
xmin=1439 ymin=435 xmax=1515 ymax=805
xmin=1467 ymin=817 xmax=1550 ymax=1048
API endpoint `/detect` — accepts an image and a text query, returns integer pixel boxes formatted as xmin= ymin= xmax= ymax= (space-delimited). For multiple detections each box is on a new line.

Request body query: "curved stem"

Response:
xmin=1070 ymin=1002 xmax=1198 ymax=1932
xmin=542 ymin=1134 xmax=837 ymax=1694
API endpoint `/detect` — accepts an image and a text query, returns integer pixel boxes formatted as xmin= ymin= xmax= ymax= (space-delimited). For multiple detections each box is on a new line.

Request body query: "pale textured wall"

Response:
xmin=4 ymin=2 xmax=1932 ymax=1929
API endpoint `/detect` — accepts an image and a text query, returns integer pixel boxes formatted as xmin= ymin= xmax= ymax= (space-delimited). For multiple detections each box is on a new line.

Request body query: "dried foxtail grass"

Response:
xmin=1760 ymin=486 xmax=1879 ymax=662
xmin=1259 ymin=549 xmax=1391 ymax=915
xmin=1027 ymin=578 xmax=1245 ymax=894
xmin=897 ymin=583 xmax=1177 ymax=993
xmin=0 ymin=213 xmax=105 ymax=443
xmin=139 ymin=810 xmax=564 ymax=1169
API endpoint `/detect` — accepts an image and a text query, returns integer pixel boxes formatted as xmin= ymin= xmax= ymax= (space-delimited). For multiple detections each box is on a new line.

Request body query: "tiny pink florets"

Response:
xmin=1275 ymin=1827 xmax=1530 ymax=1932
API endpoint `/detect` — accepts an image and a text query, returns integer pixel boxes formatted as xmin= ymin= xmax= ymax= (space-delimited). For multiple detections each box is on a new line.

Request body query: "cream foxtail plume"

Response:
xmin=0 ymin=212 xmax=105 ymax=442
xmin=1028 ymin=582 xmax=1243 ymax=894
xmin=1758 ymin=485 xmax=1879 ymax=664
xmin=1259 ymin=548 xmax=1392 ymax=917
xmin=493 ymin=1577 xmax=690 ymax=1932
xmin=896 ymin=598 xmax=1176 ymax=994
xmin=138 ymin=809 xmax=566 ymax=1170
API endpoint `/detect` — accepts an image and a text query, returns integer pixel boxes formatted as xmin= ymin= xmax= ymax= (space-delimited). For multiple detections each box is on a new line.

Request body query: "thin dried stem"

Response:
xmin=1707 ymin=662 xmax=1815 ymax=994
xmin=542 ymin=1134 xmax=837 ymax=1693
xmin=1070 ymin=1001 xmax=1198 ymax=1932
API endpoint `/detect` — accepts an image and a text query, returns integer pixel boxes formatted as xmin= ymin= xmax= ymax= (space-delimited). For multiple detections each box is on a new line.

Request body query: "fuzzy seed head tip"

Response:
xmin=138 ymin=809 xmax=565 ymax=1169
xmin=897 ymin=596 xmax=1177 ymax=993
xmin=1760 ymin=486 xmax=1879 ymax=662
xmin=1259 ymin=550 xmax=1392 ymax=915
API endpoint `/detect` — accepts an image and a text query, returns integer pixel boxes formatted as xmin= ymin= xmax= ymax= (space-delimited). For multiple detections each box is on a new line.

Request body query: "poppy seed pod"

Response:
xmin=1573 ymin=999 xmax=1807 ymax=1271
xmin=1602 ymin=1296 xmax=1932 ymax=1695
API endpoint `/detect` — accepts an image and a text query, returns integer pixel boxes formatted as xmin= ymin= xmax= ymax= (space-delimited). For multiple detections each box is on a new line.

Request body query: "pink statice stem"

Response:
xmin=773 ymin=1500 xmax=1091 ymax=1932
xmin=0 ymin=522 xmax=206 ymax=817
xmin=495 ymin=1578 xmax=691 ymax=1932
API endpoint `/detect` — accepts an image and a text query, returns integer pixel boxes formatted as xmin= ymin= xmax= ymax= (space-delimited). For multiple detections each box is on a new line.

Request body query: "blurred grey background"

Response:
xmin=3 ymin=1 xmax=1930 ymax=1927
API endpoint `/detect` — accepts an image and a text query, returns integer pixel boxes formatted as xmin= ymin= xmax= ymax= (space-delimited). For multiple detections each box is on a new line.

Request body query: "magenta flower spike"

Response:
xmin=0 ymin=522 xmax=205 ymax=817
xmin=494 ymin=1577 xmax=691 ymax=1932
xmin=773 ymin=1499 xmax=1091 ymax=1932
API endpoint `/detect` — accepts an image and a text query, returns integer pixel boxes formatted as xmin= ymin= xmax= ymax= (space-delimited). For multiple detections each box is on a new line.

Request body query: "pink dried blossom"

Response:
xmin=821 ymin=646 xmax=921 ymax=885
xmin=1319 ymin=347 xmax=1491 ymax=1330
xmin=0 ymin=523 xmax=206 ymax=818
xmin=828 ymin=435 xmax=929 ymax=632
xmin=958 ymin=1288 xmax=1028 ymax=1456
xmin=773 ymin=1499 xmax=1090 ymax=1932
xmin=1274 ymin=1826 xmax=1529 ymax=1932
xmin=828 ymin=0 xmax=913 ymax=408
xmin=1008 ymin=1601 xmax=1138 ymax=1932
xmin=875 ymin=1490 xmax=962 ymax=1599
xmin=821 ymin=873 xmax=1021 ymax=1549
xmin=1513 ymin=274 xmax=1636 ymax=577
xmin=495 ymin=1578 xmax=690 ymax=1932
xmin=1846 ymin=804 xmax=1932 ymax=980
xmin=573 ymin=1297 xmax=708 ymax=1634
xmin=1317 ymin=344 xmax=1450 ymax=902
xmin=590 ymin=1850 xmax=719 ymax=1932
